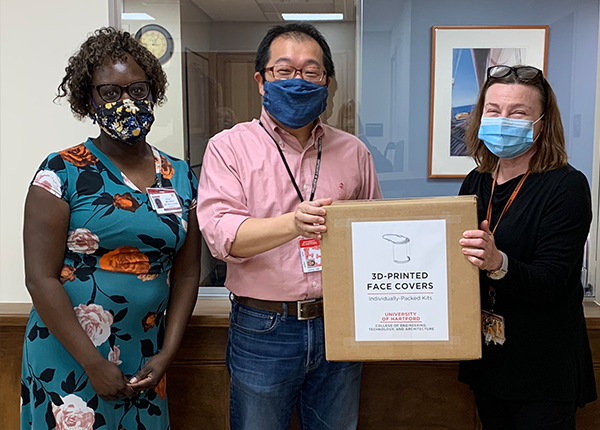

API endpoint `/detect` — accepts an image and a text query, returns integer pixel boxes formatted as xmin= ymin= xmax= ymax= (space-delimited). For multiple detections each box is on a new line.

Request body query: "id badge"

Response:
xmin=147 ymin=188 xmax=183 ymax=214
xmin=481 ymin=310 xmax=506 ymax=346
xmin=299 ymin=238 xmax=322 ymax=273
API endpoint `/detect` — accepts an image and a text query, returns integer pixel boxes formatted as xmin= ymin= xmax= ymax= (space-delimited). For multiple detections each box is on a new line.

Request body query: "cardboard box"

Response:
xmin=321 ymin=196 xmax=481 ymax=361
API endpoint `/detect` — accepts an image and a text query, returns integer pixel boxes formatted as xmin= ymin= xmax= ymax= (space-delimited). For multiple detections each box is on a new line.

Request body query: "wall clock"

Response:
xmin=135 ymin=24 xmax=174 ymax=65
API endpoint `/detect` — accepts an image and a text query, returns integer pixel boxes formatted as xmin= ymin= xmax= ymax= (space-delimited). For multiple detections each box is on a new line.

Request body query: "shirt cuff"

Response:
xmin=216 ymin=213 xmax=251 ymax=264
xmin=498 ymin=250 xmax=508 ymax=273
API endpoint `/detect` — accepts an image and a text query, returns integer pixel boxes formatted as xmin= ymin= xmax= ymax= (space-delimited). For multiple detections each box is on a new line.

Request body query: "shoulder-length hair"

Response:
xmin=465 ymin=66 xmax=567 ymax=173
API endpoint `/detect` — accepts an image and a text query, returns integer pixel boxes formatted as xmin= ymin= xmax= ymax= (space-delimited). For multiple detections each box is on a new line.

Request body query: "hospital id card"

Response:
xmin=299 ymin=238 xmax=322 ymax=273
xmin=147 ymin=188 xmax=183 ymax=214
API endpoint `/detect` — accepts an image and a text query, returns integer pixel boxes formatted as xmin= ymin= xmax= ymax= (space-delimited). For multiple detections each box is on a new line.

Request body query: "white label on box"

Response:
xmin=351 ymin=219 xmax=449 ymax=341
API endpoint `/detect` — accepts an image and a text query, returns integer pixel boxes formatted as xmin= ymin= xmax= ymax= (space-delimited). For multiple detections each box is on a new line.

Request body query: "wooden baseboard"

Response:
xmin=2 ymin=300 xmax=599 ymax=429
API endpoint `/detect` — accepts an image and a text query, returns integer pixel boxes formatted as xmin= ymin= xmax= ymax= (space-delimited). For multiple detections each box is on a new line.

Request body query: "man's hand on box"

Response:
xmin=293 ymin=198 xmax=333 ymax=240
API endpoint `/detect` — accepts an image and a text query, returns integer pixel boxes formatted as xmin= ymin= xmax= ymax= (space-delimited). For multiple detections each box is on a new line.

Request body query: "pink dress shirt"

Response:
xmin=197 ymin=108 xmax=382 ymax=301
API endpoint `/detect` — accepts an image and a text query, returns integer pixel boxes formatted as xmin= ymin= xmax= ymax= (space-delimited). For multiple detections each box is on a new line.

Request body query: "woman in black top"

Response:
xmin=458 ymin=65 xmax=597 ymax=429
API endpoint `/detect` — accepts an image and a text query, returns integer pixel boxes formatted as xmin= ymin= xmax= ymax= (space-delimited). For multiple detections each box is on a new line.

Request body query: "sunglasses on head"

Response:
xmin=487 ymin=65 xmax=543 ymax=80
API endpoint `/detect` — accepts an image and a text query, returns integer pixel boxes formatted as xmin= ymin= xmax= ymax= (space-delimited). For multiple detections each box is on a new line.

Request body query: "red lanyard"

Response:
xmin=486 ymin=170 xmax=530 ymax=235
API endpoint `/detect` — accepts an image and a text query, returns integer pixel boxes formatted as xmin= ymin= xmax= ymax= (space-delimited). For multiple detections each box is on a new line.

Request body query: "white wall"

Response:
xmin=0 ymin=0 xmax=109 ymax=303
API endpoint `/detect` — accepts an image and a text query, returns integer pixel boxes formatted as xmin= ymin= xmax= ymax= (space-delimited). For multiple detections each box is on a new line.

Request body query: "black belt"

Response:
xmin=233 ymin=295 xmax=323 ymax=321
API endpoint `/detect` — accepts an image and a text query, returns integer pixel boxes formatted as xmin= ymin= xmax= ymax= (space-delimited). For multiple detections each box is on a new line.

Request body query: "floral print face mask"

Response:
xmin=94 ymin=98 xmax=155 ymax=144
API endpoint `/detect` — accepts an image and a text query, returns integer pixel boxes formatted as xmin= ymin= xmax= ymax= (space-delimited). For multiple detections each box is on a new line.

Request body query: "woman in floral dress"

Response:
xmin=21 ymin=28 xmax=201 ymax=430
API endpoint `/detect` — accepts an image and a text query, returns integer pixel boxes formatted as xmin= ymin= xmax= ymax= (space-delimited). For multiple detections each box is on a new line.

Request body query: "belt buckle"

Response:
xmin=297 ymin=299 xmax=319 ymax=321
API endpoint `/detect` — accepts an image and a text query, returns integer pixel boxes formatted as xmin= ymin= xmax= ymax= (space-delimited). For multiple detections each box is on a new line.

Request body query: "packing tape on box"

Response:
xmin=333 ymin=214 xmax=464 ymax=228
xmin=446 ymin=336 xmax=462 ymax=349
xmin=343 ymin=337 xmax=355 ymax=347
xmin=323 ymin=197 xmax=481 ymax=361
xmin=341 ymin=335 xmax=463 ymax=348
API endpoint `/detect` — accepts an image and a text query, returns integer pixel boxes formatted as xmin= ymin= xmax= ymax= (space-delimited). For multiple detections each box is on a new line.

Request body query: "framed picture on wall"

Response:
xmin=428 ymin=25 xmax=549 ymax=178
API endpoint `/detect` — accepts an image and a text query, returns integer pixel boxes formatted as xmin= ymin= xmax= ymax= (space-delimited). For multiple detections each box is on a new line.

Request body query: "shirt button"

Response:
xmin=312 ymin=281 xmax=318 ymax=287
xmin=303 ymin=184 xmax=309 ymax=191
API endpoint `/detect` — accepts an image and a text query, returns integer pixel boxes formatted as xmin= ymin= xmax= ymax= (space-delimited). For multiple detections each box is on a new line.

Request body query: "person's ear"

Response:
xmin=255 ymin=72 xmax=265 ymax=96
xmin=88 ymin=97 xmax=97 ymax=119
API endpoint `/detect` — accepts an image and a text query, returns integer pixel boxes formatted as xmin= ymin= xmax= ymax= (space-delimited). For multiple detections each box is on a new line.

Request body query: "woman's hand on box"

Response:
xmin=459 ymin=220 xmax=504 ymax=272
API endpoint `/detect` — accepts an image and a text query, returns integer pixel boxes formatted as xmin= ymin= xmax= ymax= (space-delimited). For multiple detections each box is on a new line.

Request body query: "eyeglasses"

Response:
xmin=92 ymin=80 xmax=152 ymax=103
xmin=487 ymin=65 xmax=542 ymax=80
xmin=264 ymin=65 xmax=326 ymax=83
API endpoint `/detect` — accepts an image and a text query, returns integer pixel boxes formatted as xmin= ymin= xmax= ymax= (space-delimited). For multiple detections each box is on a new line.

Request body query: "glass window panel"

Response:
xmin=358 ymin=0 xmax=598 ymax=298
xmin=121 ymin=0 xmax=598 ymax=299
xmin=122 ymin=0 xmax=358 ymax=296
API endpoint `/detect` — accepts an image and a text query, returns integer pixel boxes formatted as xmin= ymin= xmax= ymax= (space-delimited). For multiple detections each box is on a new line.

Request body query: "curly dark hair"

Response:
xmin=56 ymin=27 xmax=168 ymax=120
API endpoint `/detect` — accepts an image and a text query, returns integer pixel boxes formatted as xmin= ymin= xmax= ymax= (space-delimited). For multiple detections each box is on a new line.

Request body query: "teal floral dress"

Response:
xmin=21 ymin=138 xmax=198 ymax=430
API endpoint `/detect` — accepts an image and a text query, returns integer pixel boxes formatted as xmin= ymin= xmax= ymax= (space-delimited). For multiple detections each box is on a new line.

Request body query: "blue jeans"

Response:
xmin=226 ymin=298 xmax=362 ymax=430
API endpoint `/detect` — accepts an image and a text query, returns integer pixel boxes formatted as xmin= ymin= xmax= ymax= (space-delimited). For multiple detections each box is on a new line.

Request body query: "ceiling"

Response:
xmin=190 ymin=0 xmax=356 ymax=22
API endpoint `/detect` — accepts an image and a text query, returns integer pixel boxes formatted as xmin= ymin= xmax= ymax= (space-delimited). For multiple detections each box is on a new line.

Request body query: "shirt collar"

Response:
xmin=259 ymin=107 xmax=324 ymax=149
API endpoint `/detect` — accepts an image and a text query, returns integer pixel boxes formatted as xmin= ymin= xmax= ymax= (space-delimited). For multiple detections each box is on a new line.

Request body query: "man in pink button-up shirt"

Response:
xmin=197 ymin=23 xmax=382 ymax=430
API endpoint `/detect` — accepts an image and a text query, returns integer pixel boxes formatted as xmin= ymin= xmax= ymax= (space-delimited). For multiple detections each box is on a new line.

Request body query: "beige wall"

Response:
xmin=0 ymin=0 xmax=110 ymax=302
xmin=0 ymin=0 xmax=190 ymax=303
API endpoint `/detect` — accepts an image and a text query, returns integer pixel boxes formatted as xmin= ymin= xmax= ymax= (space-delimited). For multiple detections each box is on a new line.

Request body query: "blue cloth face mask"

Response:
xmin=478 ymin=115 xmax=543 ymax=159
xmin=263 ymin=79 xmax=328 ymax=129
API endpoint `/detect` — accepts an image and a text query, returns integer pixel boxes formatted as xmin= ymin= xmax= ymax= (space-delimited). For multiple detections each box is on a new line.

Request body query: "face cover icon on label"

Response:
xmin=382 ymin=234 xmax=411 ymax=264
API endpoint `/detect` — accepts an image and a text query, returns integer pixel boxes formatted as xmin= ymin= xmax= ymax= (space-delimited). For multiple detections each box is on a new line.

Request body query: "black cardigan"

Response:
xmin=458 ymin=164 xmax=597 ymax=407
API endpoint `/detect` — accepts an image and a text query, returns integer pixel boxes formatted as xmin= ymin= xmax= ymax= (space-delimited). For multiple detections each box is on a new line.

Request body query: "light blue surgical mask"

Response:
xmin=263 ymin=79 xmax=328 ymax=129
xmin=478 ymin=115 xmax=544 ymax=159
